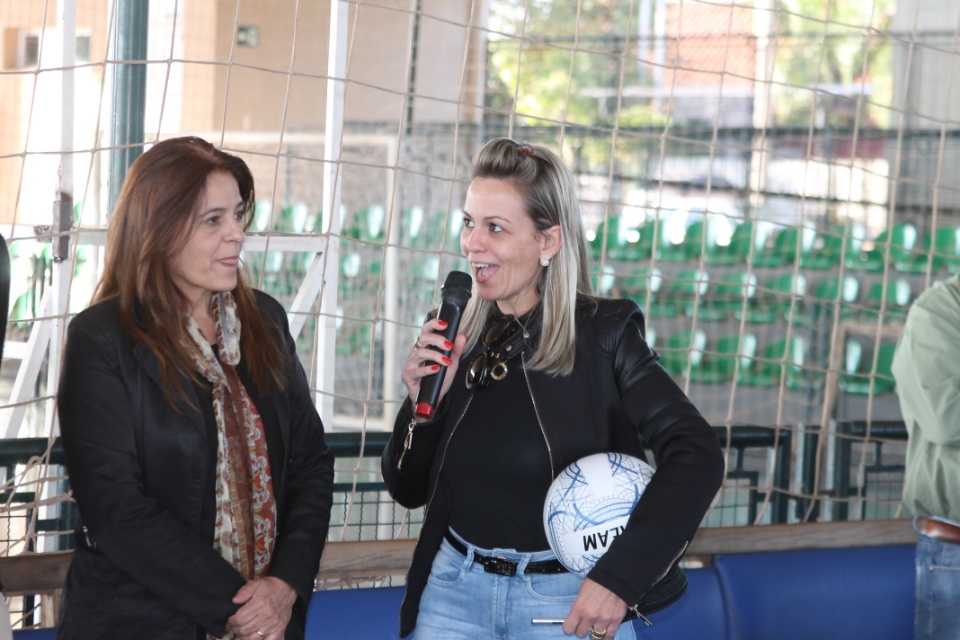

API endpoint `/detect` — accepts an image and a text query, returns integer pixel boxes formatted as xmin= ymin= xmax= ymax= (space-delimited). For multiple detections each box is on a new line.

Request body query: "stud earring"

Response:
xmin=540 ymin=257 xmax=551 ymax=267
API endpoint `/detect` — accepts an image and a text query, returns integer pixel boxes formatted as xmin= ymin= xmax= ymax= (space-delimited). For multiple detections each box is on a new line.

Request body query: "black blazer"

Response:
xmin=383 ymin=297 xmax=726 ymax=637
xmin=56 ymin=291 xmax=334 ymax=639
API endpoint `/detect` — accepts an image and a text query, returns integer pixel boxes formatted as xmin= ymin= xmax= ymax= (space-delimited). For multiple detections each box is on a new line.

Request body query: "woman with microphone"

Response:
xmin=382 ymin=138 xmax=725 ymax=639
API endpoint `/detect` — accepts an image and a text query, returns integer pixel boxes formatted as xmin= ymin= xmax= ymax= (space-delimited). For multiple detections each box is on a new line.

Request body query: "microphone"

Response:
xmin=415 ymin=270 xmax=473 ymax=419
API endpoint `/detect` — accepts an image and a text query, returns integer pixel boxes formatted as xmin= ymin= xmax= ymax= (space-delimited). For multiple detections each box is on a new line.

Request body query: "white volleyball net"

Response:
xmin=0 ymin=0 xmax=954 ymax=625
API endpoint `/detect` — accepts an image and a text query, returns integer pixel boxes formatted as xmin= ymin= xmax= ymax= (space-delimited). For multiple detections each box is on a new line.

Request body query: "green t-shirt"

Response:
xmin=892 ymin=274 xmax=960 ymax=522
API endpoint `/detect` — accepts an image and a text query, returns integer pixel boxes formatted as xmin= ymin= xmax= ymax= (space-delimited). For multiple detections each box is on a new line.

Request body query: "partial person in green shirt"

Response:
xmin=891 ymin=273 xmax=960 ymax=640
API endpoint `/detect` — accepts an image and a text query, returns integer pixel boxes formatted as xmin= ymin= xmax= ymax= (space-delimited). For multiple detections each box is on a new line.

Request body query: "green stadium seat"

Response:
xmin=609 ymin=219 xmax=649 ymax=261
xmin=942 ymin=227 xmax=960 ymax=274
xmin=858 ymin=277 xmax=912 ymax=324
xmin=403 ymin=208 xmax=448 ymax=250
xmin=593 ymin=263 xmax=616 ymax=296
xmin=590 ymin=215 xmax=635 ymax=261
xmin=246 ymin=249 xmax=291 ymax=296
xmin=341 ymin=250 xmax=362 ymax=279
xmin=738 ymin=272 xmax=807 ymax=324
xmin=283 ymin=202 xmax=311 ymax=233
xmin=619 ymin=264 xmax=663 ymax=300
xmin=336 ymin=317 xmax=379 ymax=357
xmin=696 ymin=271 xmax=757 ymax=322
xmin=443 ymin=209 xmax=465 ymax=253
xmin=441 ymin=253 xmax=470 ymax=278
xmin=410 ymin=254 xmax=442 ymax=301
xmin=301 ymin=204 xmax=342 ymax=235
xmin=848 ymin=223 xmax=918 ymax=271
xmin=656 ymin=218 xmax=717 ymax=263
xmin=738 ymin=335 xmax=811 ymax=389
xmin=304 ymin=208 xmax=324 ymax=233
xmin=338 ymin=244 xmax=383 ymax=301
xmin=801 ymin=223 xmax=866 ymax=270
xmin=412 ymin=253 xmax=441 ymax=281
xmin=839 ymin=339 xmax=897 ymax=395
xmin=658 ymin=328 xmax=707 ymax=378
xmin=812 ymin=273 xmax=860 ymax=316
xmin=838 ymin=336 xmax=864 ymax=389
xmin=253 ymin=200 xmax=273 ymax=232
xmin=652 ymin=268 xmax=710 ymax=319
xmin=645 ymin=326 xmax=658 ymax=349
xmin=674 ymin=219 xmax=711 ymax=262
xmin=285 ymin=251 xmax=313 ymax=288
xmin=753 ymin=225 xmax=816 ymax=268
xmin=895 ymin=225 xmax=960 ymax=274
xmin=402 ymin=206 xmax=427 ymax=247
xmin=668 ymin=216 xmax=734 ymax=263
xmin=705 ymin=220 xmax=769 ymax=266
xmin=345 ymin=205 xmax=387 ymax=241
xmin=688 ymin=332 xmax=758 ymax=384
xmin=633 ymin=218 xmax=671 ymax=261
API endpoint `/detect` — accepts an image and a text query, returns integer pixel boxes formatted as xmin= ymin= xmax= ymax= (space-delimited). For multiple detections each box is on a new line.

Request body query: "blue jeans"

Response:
xmin=914 ymin=518 xmax=960 ymax=640
xmin=412 ymin=531 xmax=637 ymax=640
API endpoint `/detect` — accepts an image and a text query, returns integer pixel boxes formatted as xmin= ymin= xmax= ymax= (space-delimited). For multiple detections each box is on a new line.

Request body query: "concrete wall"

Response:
xmin=0 ymin=0 xmax=109 ymax=226
xmin=890 ymin=0 xmax=960 ymax=217
xmin=0 ymin=0 xmax=487 ymax=226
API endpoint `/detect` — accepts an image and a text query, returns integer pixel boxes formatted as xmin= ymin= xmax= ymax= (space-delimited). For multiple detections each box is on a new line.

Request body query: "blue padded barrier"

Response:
xmin=713 ymin=545 xmax=914 ymax=640
xmin=303 ymin=570 xmax=728 ymax=640
xmin=13 ymin=630 xmax=57 ymax=640
xmin=8 ymin=545 xmax=916 ymax=640
xmin=305 ymin=585 xmax=405 ymax=639
xmin=637 ymin=566 xmax=728 ymax=638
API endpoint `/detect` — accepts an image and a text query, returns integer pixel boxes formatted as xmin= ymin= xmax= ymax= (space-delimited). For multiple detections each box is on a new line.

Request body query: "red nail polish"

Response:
xmin=442 ymin=356 xmax=452 ymax=364
xmin=431 ymin=364 xmax=441 ymax=371
xmin=437 ymin=320 xmax=449 ymax=328
xmin=443 ymin=341 xmax=454 ymax=350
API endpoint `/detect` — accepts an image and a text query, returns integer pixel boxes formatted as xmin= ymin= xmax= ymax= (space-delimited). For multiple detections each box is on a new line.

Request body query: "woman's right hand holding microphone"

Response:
xmin=401 ymin=318 xmax=468 ymax=421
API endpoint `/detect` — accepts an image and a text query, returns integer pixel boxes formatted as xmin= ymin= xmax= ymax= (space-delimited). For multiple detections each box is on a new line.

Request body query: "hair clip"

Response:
xmin=517 ymin=144 xmax=533 ymax=156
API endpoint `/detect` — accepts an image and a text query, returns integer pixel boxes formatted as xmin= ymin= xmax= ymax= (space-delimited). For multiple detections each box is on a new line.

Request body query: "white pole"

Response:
xmin=50 ymin=0 xmax=77 ymax=427
xmin=318 ymin=1 xmax=349 ymax=428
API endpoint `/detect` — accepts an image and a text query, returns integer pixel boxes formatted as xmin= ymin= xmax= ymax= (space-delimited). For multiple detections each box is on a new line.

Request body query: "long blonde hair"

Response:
xmin=459 ymin=138 xmax=593 ymax=376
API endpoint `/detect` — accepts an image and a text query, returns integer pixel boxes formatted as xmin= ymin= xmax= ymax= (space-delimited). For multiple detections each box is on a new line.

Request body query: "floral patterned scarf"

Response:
xmin=186 ymin=292 xmax=277 ymax=588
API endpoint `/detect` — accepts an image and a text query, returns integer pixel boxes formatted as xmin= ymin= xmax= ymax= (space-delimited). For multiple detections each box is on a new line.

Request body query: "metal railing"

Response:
xmin=0 ymin=423 xmax=908 ymax=628
xmin=0 ymin=422 xmax=908 ymax=555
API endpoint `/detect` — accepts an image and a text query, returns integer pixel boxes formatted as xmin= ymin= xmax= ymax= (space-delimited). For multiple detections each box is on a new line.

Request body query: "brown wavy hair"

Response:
xmin=94 ymin=136 xmax=284 ymax=403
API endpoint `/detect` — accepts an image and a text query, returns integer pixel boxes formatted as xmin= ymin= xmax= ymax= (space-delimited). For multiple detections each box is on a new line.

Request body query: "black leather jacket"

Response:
xmin=382 ymin=296 xmax=725 ymax=637
xmin=57 ymin=291 xmax=335 ymax=639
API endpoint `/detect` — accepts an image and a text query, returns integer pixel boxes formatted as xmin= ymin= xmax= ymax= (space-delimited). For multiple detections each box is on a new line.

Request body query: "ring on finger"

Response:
xmin=256 ymin=631 xmax=265 ymax=639
xmin=589 ymin=628 xmax=607 ymax=640
xmin=412 ymin=338 xmax=425 ymax=351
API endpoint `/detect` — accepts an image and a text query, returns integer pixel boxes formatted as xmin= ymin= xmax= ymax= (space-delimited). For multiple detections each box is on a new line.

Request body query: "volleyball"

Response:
xmin=543 ymin=452 xmax=655 ymax=578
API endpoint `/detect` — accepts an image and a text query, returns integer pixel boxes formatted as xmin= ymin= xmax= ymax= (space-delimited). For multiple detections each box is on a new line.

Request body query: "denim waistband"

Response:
xmin=445 ymin=528 xmax=566 ymax=575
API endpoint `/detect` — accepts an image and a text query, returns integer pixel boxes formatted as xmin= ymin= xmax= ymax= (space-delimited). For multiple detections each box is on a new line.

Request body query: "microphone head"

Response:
xmin=441 ymin=270 xmax=473 ymax=303
xmin=442 ymin=270 xmax=472 ymax=290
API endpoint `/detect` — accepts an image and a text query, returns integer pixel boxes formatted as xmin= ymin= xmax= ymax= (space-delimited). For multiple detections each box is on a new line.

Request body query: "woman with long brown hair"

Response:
xmin=57 ymin=136 xmax=334 ymax=640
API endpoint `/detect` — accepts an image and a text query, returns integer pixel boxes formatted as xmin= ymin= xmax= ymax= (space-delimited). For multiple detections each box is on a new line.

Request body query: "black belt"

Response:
xmin=444 ymin=531 xmax=568 ymax=577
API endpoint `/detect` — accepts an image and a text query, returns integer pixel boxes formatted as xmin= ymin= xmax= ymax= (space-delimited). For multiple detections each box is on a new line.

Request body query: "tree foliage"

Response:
xmin=487 ymin=1 xmax=666 ymax=167
xmin=772 ymin=0 xmax=894 ymax=127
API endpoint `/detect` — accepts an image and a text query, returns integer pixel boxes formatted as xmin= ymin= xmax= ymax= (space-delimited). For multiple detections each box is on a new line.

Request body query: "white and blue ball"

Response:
xmin=543 ymin=452 xmax=655 ymax=578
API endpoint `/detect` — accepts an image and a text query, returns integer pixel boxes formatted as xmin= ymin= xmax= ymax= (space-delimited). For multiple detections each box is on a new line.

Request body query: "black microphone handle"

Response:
xmin=414 ymin=298 xmax=465 ymax=419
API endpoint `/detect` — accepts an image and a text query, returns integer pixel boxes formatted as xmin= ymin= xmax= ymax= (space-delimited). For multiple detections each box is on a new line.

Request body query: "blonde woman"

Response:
xmin=383 ymin=138 xmax=725 ymax=639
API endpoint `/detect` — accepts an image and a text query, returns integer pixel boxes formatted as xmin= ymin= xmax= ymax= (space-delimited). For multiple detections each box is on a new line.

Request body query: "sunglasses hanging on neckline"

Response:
xmin=466 ymin=315 xmax=531 ymax=390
